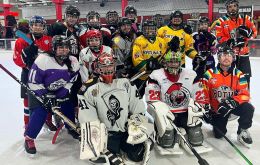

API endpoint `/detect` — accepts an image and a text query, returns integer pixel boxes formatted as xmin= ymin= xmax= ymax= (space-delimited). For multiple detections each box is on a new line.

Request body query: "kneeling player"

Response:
xmin=78 ymin=53 xmax=154 ymax=164
xmin=145 ymin=50 xmax=212 ymax=155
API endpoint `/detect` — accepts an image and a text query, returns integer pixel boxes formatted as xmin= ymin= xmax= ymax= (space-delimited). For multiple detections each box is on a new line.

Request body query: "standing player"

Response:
xmin=132 ymin=20 xmax=168 ymax=96
xmin=157 ymin=10 xmax=199 ymax=67
xmin=79 ymin=29 xmax=113 ymax=82
xmin=78 ymin=53 xmax=154 ymax=164
xmin=215 ymin=0 xmax=257 ymax=87
xmin=13 ymin=16 xmax=53 ymax=131
xmin=202 ymin=45 xmax=254 ymax=148
xmin=25 ymin=35 xmax=80 ymax=154
xmin=145 ymin=51 xmax=212 ymax=155
xmin=106 ymin=10 xmax=119 ymax=37
xmin=125 ymin=5 xmax=142 ymax=36
xmin=192 ymin=16 xmax=217 ymax=79
xmin=48 ymin=5 xmax=81 ymax=115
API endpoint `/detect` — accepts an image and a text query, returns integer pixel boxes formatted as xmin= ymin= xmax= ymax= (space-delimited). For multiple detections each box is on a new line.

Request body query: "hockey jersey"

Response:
xmin=157 ymin=25 xmax=197 ymax=65
xmin=215 ymin=14 xmax=257 ymax=56
xmin=47 ymin=22 xmax=80 ymax=57
xmin=28 ymin=53 xmax=79 ymax=98
xmin=202 ymin=65 xmax=250 ymax=112
xmin=145 ymin=68 xmax=204 ymax=113
xmin=13 ymin=34 xmax=52 ymax=68
xmin=112 ymin=34 xmax=135 ymax=66
xmin=132 ymin=35 xmax=167 ymax=80
xmin=78 ymin=78 xmax=145 ymax=132
xmin=79 ymin=45 xmax=113 ymax=82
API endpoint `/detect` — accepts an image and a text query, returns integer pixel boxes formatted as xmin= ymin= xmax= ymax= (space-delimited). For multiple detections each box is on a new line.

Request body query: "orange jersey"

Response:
xmin=215 ymin=14 xmax=257 ymax=56
xmin=202 ymin=66 xmax=250 ymax=112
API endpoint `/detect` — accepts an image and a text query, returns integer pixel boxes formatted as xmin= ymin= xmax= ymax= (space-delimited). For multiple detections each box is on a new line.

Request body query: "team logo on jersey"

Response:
xmin=48 ymin=79 xmax=66 ymax=91
xmin=213 ymin=85 xmax=234 ymax=103
xmin=165 ymin=83 xmax=191 ymax=108
xmin=106 ymin=95 xmax=123 ymax=126
xmin=44 ymin=40 xmax=49 ymax=45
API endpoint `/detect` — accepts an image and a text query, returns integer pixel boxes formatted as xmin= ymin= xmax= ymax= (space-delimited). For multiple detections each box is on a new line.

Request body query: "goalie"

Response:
xmin=144 ymin=50 xmax=212 ymax=155
xmin=78 ymin=53 xmax=154 ymax=164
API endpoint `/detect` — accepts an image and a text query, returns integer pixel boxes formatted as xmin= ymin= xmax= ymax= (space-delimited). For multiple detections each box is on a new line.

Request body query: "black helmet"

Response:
xmin=142 ymin=20 xmax=157 ymax=41
xmin=52 ymin=35 xmax=70 ymax=53
xmin=170 ymin=10 xmax=183 ymax=20
xmin=225 ymin=0 xmax=239 ymax=7
xmin=118 ymin=17 xmax=132 ymax=27
xmin=86 ymin=11 xmax=101 ymax=29
xmin=125 ymin=5 xmax=137 ymax=16
xmin=65 ymin=5 xmax=80 ymax=17
xmin=217 ymin=44 xmax=235 ymax=60
xmin=106 ymin=11 xmax=119 ymax=25
xmin=225 ymin=0 xmax=239 ymax=17
xmin=199 ymin=16 xmax=210 ymax=25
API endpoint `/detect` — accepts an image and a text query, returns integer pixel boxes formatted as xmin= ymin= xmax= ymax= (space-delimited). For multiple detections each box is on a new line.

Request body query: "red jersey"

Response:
xmin=13 ymin=34 xmax=52 ymax=68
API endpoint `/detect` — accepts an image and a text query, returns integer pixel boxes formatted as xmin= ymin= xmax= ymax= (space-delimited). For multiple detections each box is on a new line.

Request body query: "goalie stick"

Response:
xmin=0 ymin=64 xmax=125 ymax=165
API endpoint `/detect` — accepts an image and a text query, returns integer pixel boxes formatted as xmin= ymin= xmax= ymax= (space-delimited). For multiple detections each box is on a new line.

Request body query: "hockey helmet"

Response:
xmin=170 ymin=10 xmax=183 ymax=26
xmin=65 ymin=5 xmax=80 ymax=17
xmin=142 ymin=20 xmax=157 ymax=41
xmin=86 ymin=11 xmax=101 ymax=29
xmin=163 ymin=50 xmax=182 ymax=75
xmin=86 ymin=29 xmax=102 ymax=52
xmin=52 ymin=35 xmax=70 ymax=61
xmin=225 ymin=0 xmax=239 ymax=17
xmin=96 ymin=53 xmax=116 ymax=84
xmin=29 ymin=15 xmax=46 ymax=37
xmin=106 ymin=11 xmax=119 ymax=25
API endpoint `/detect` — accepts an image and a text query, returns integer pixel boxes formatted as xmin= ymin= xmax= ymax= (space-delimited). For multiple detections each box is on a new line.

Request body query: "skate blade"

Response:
xmin=24 ymin=150 xmax=37 ymax=158
xmin=238 ymin=139 xmax=252 ymax=149
xmin=155 ymin=144 xmax=183 ymax=155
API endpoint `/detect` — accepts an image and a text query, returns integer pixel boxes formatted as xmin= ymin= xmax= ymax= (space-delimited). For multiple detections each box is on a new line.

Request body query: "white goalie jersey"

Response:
xmin=145 ymin=68 xmax=205 ymax=113
xmin=79 ymin=45 xmax=113 ymax=82
xmin=78 ymin=78 xmax=146 ymax=132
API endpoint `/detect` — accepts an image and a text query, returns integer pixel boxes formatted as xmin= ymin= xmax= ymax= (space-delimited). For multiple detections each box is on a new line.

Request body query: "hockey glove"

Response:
xmin=192 ymin=55 xmax=206 ymax=71
xmin=146 ymin=57 xmax=161 ymax=71
xmin=203 ymin=104 xmax=213 ymax=124
xmin=201 ymin=31 xmax=215 ymax=45
xmin=217 ymin=98 xmax=238 ymax=118
xmin=227 ymin=38 xmax=245 ymax=49
xmin=237 ymin=25 xmax=253 ymax=38
xmin=168 ymin=36 xmax=180 ymax=52
xmin=183 ymin=24 xmax=193 ymax=35
xmin=42 ymin=94 xmax=57 ymax=111
xmin=22 ymin=44 xmax=38 ymax=68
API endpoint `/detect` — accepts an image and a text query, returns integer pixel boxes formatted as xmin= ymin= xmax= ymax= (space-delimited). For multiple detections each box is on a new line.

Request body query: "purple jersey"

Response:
xmin=28 ymin=53 xmax=79 ymax=98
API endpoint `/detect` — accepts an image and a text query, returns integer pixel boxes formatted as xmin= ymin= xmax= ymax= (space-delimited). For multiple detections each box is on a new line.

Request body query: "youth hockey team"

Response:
xmin=11 ymin=0 xmax=257 ymax=164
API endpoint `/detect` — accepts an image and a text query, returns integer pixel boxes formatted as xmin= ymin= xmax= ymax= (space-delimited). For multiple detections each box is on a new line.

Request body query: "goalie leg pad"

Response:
xmin=187 ymin=98 xmax=204 ymax=127
xmin=187 ymin=125 xmax=204 ymax=146
xmin=80 ymin=120 xmax=108 ymax=160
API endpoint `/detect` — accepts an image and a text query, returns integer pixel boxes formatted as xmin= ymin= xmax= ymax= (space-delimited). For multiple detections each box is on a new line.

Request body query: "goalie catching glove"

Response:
xmin=127 ymin=114 xmax=154 ymax=145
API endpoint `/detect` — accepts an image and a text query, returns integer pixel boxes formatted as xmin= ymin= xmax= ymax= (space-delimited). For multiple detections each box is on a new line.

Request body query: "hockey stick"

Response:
xmin=202 ymin=115 xmax=253 ymax=165
xmin=52 ymin=123 xmax=65 ymax=144
xmin=170 ymin=121 xmax=209 ymax=165
xmin=0 ymin=64 xmax=125 ymax=165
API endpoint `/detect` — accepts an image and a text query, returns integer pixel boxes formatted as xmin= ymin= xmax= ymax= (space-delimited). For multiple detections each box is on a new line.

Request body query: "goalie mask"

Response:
xmin=142 ymin=20 xmax=157 ymax=42
xmin=96 ymin=53 xmax=116 ymax=84
xmin=106 ymin=11 xmax=119 ymax=25
xmin=225 ymin=0 xmax=239 ymax=17
xmin=52 ymin=35 xmax=70 ymax=63
xmin=86 ymin=29 xmax=102 ymax=53
xmin=86 ymin=11 xmax=101 ymax=29
xmin=29 ymin=15 xmax=46 ymax=38
xmin=65 ymin=5 xmax=80 ymax=27
xmin=163 ymin=50 xmax=182 ymax=75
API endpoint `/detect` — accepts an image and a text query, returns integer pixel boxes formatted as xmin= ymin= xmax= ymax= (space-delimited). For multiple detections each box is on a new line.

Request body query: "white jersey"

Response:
xmin=145 ymin=68 xmax=202 ymax=113
xmin=78 ymin=78 xmax=146 ymax=132
xmin=79 ymin=45 xmax=113 ymax=82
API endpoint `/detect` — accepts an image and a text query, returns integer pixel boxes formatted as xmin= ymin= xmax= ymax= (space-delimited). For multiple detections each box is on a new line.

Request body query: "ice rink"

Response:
xmin=0 ymin=50 xmax=260 ymax=165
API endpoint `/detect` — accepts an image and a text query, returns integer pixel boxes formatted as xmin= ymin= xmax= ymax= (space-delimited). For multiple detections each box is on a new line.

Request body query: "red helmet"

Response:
xmin=86 ymin=29 xmax=102 ymax=52
xmin=96 ymin=53 xmax=115 ymax=84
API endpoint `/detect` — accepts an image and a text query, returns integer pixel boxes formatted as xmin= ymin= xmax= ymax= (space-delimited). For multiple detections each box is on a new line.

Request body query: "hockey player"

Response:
xmin=132 ymin=20 xmax=168 ymax=96
xmin=24 ymin=35 xmax=80 ymax=154
xmin=215 ymin=0 xmax=257 ymax=87
xmin=157 ymin=10 xmax=198 ymax=67
xmin=202 ymin=45 xmax=254 ymax=148
xmin=13 ymin=16 xmax=54 ymax=131
xmin=106 ymin=10 xmax=119 ymax=37
xmin=112 ymin=17 xmax=137 ymax=77
xmin=124 ymin=5 xmax=142 ymax=36
xmin=192 ymin=16 xmax=217 ymax=79
xmin=79 ymin=11 xmax=112 ymax=48
xmin=48 ymin=5 xmax=81 ymax=113
xmin=79 ymin=29 xmax=113 ymax=82
xmin=145 ymin=50 xmax=212 ymax=155
xmin=152 ymin=14 xmax=165 ymax=29
xmin=78 ymin=53 xmax=154 ymax=164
